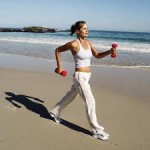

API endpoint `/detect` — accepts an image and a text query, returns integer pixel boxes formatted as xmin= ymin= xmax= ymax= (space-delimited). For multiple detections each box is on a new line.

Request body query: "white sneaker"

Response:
xmin=99 ymin=126 xmax=104 ymax=131
xmin=50 ymin=112 xmax=61 ymax=124
xmin=93 ymin=130 xmax=110 ymax=141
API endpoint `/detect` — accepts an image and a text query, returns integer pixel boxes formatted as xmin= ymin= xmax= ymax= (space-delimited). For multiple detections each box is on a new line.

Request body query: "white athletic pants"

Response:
xmin=50 ymin=72 xmax=103 ymax=133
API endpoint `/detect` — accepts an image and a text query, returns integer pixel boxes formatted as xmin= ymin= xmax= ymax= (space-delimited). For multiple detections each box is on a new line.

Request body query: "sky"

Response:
xmin=0 ymin=0 xmax=150 ymax=32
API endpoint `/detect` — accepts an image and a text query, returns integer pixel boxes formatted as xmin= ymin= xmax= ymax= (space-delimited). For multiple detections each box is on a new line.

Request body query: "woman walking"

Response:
xmin=50 ymin=21 xmax=116 ymax=140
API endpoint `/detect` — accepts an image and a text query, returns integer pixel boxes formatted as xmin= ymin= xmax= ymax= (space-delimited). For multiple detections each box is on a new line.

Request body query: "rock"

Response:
xmin=0 ymin=28 xmax=23 ymax=32
xmin=0 ymin=26 xmax=57 ymax=33
xmin=23 ymin=26 xmax=56 ymax=33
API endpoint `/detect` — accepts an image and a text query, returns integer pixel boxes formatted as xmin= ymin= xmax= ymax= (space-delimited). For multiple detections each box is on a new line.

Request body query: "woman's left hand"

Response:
xmin=110 ymin=47 xmax=116 ymax=55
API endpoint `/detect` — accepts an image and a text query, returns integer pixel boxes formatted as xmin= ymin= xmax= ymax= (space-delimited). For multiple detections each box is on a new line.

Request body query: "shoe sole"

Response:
xmin=93 ymin=134 xmax=109 ymax=141
xmin=93 ymin=130 xmax=110 ymax=141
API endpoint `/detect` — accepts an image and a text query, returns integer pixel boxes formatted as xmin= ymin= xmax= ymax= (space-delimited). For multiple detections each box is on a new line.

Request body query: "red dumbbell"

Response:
xmin=55 ymin=68 xmax=67 ymax=77
xmin=111 ymin=44 xmax=118 ymax=58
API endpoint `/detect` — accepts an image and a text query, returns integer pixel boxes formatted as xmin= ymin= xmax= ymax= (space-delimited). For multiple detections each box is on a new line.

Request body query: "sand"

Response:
xmin=0 ymin=54 xmax=150 ymax=150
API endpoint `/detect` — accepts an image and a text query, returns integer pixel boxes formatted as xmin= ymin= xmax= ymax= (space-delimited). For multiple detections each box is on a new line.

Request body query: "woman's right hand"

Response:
xmin=55 ymin=67 xmax=63 ymax=74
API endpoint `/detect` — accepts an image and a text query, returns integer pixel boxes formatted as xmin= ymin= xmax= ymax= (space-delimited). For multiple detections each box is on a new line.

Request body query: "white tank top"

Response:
xmin=73 ymin=39 xmax=92 ymax=68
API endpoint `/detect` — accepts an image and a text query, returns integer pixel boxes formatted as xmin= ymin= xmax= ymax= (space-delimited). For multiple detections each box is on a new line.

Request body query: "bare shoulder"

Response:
xmin=70 ymin=40 xmax=78 ymax=47
xmin=59 ymin=40 xmax=77 ymax=50
xmin=68 ymin=40 xmax=79 ymax=51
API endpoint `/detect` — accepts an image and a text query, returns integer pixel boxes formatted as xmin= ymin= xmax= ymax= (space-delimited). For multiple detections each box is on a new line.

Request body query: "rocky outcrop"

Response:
xmin=0 ymin=26 xmax=57 ymax=33
xmin=23 ymin=26 xmax=56 ymax=33
xmin=0 ymin=28 xmax=23 ymax=32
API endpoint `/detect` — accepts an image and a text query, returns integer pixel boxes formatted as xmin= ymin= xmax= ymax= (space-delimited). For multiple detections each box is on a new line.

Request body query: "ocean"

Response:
xmin=0 ymin=30 xmax=150 ymax=69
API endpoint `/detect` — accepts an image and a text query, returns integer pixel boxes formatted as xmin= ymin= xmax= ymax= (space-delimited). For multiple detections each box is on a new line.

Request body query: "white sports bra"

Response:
xmin=73 ymin=39 xmax=92 ymax=68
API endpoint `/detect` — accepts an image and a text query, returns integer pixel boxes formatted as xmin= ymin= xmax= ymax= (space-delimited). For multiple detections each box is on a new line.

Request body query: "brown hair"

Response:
xmin=70 ymin=21 xmax=86 ymax=35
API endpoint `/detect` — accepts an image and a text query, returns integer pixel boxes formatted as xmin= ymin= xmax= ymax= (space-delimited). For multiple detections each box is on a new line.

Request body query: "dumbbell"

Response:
xmin=55 ymin=68 xmax=67 ymax=77
xmin=111 ymin=44 xmax=118 ymax=58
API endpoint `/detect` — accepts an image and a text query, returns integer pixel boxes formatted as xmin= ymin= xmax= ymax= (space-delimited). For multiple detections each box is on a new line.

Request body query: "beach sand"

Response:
xmin=0 ymin=54 xmax=150 ymax=150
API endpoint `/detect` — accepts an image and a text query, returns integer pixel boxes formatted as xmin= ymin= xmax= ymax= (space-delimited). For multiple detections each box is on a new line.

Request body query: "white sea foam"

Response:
xmin=0 ymin=36 xmax=150 ymax=53
xmin=92 ymin=41 xmax=150 ymax=53
xmin=0 ymin=31 xmax=150 ymax=68
xmin=0 ymin=37 xmax=60 ymax=45
xmin=91 ymin=64 xmax=150 ymax=70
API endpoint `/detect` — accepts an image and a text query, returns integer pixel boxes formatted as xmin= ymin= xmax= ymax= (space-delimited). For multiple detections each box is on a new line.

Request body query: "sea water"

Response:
xmin=0 ymin=30 xmax=150 ymax=69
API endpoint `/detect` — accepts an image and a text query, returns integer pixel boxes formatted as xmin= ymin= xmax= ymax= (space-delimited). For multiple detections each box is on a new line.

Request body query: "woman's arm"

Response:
xmin=55 ymin=41 xmax=76 ymax=73
xmin=87 ymin=40 xmax=116 ymax=59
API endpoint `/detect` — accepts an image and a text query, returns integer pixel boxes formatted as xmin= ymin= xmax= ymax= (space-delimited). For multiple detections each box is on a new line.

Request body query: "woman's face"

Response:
xmin=76 ymin=24 xmax=88 ymax=38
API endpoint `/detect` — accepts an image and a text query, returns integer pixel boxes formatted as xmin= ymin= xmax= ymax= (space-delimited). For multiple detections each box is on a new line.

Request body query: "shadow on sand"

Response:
xmin=5 ymin=92 xmax=92 ymax=136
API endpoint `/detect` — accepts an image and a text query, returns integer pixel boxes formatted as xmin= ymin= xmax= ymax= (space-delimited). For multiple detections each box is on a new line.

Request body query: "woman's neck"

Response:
xmin=77 ymin=36 xmax=86 ymax=42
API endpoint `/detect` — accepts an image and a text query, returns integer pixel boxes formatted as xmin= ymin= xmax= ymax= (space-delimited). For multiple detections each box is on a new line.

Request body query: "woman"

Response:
xmin=50 ymin=21 xmax=116 ymax=140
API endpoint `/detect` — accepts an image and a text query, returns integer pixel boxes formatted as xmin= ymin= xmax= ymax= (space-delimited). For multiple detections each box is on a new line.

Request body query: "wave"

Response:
xmin=91 ymin=64 xmax=150 ymax=70
xmin=92 ymin=41 xmax=150 ymax=53
xmin=88 ymin=35 xmax=150 ymax=43
xmin=89 ymin=30 xmax=150 ymax=43
xmin=0 ymin=37 xmax=69 ymax=45
xmin=0 ymin=34 xmax=150 ymax=53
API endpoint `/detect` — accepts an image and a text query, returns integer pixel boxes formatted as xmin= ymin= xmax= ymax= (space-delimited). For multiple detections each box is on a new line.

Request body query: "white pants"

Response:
xmin=51 ymin=72 xmax=103 ymax=133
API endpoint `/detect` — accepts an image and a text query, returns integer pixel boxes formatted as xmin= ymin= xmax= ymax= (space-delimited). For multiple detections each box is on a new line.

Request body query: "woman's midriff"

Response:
xmin=75 ymin=66 xmax=91 ymax=72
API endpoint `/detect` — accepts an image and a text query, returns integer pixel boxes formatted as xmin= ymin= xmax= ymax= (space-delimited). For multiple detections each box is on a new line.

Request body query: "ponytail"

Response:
xmin=70 ymin=21 xmax=86 ymax=36
xmin=70 ymin=24 xmax=76 ymax=35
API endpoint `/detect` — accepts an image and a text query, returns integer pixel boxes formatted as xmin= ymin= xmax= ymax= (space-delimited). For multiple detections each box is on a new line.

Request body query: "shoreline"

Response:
xmin=0 ymin=52 xmax=150 ymax=150
xmin=1 ymin=52 xmax=150 ymax=71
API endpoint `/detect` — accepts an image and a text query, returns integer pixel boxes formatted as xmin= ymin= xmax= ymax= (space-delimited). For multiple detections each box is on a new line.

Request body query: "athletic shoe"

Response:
xmin=93 ymin=130 xmax=110 ymax=141
xmin=50 ymin=112 xmax=62 ymax=124
xmin=99 ymin=126 xmax=104 ymax=131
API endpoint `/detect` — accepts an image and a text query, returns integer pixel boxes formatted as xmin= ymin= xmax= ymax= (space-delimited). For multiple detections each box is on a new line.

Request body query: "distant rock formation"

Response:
xmin=0 ymin=26 xmax=57 ymax=33
xmin=23 ymin=26 xmax=56 ymax=33
xmin=0 ymin=28 xmax=23 ymax=32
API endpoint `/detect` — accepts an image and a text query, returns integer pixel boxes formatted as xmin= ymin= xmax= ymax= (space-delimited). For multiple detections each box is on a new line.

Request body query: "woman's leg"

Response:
xmin=75 ymin=72 xmax=104 ymax=133
xmin=50 ymin=79 xmax=79 ymax=117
